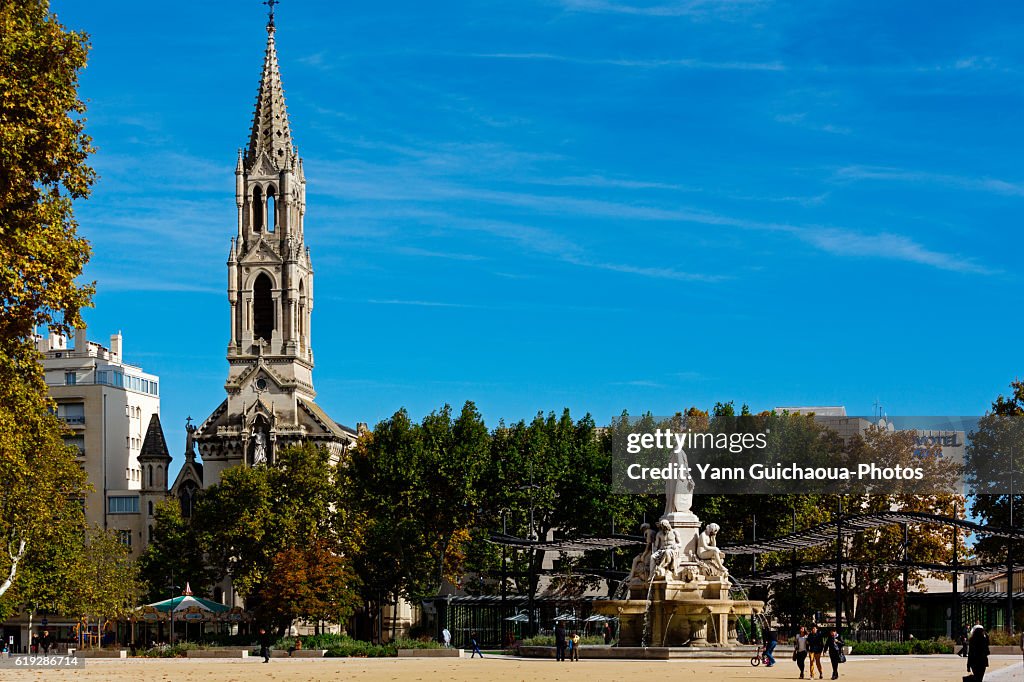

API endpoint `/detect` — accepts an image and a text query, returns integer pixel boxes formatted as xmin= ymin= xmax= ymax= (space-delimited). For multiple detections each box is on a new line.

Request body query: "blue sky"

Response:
xmin=54 ymin=1 xmax=1023 ymax=477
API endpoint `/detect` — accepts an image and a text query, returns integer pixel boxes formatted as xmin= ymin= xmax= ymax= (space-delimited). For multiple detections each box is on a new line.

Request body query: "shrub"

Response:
xmin=138 ymin=642 xmax=205 ymax=658
xmin=324 ymin=638 xmax=395 ymax=658
xmin=519 ymin=635 xmax=606 ymax=647
xmin=275 ymin=633 xmax=350 ymax=650
xmin=392 ymin=638 xmax=442 ymax=650
xmin=850 ymin=639 xmax=953 ymax=655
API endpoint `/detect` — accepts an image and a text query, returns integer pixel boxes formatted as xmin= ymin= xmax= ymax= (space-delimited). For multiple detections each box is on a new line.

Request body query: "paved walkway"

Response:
xmin=1 ymin=654 xmax=1020 ymax=681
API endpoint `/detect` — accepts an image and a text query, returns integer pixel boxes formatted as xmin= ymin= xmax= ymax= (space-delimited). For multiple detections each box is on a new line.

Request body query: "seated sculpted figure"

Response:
xmin=651 ymin=519 xmax=683 ymax=578
xmin=696 ymin=523 xmax=727 ymax=577
xmin=628 ymin=522 xmax=655 ymax=583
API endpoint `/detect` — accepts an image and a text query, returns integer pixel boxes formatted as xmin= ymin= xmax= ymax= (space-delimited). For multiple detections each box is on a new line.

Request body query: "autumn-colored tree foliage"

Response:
xmin=262 ymin=541 xmax=360 ymax=628
xmin=0 ymin=0 xmax=92 ymax=610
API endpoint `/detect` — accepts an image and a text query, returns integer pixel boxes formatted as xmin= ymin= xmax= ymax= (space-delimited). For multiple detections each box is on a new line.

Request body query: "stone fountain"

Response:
xmin=593 ymin=450 xmax=763 ymax=648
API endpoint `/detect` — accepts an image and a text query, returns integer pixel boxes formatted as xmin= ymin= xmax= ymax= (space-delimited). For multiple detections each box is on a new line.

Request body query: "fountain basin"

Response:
xmin=592 ymin=580 xmax=763 ymax=647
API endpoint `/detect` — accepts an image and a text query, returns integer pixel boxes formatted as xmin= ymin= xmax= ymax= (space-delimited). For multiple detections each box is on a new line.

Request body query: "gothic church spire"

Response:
xmin=245 ymin=17 xmax=294 ymax=170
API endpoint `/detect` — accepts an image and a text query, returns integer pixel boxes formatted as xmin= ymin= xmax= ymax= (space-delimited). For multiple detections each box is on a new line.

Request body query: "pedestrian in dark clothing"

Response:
xmin=807 ymin=626 xmax=824 ymax=679
xmin=763 ymin=627 xmax=778 ymax=667
xmin=958 ymin=626 xmax=969 ymax=657
xmin=825 ymin=629 xmax=844 ymax=680
xmin=258 ymin=628 xmax=272 ymax=663
xmin=967 ymin=625 xmax=990 ymax=682
xmin=603 ymin=622 xmax=612 ymax=645
xmin=555 ymin=623 xmax=567 ymax=662
xmin=470 ymin=632 xmax=483 ymax=658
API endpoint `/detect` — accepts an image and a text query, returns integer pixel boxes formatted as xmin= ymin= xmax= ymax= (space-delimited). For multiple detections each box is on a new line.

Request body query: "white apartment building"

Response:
xmin=37 ymin=325 xmax=161 ymax=556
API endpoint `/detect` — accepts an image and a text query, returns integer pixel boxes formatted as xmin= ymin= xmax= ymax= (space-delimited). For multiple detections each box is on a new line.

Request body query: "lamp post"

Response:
xmin=166 ymin=575 xmax=179 ymax=645
xmin=499 ymin=508 xmax=509 ymax=646
xmin=519 ymin=480 xmax=540 ymax=637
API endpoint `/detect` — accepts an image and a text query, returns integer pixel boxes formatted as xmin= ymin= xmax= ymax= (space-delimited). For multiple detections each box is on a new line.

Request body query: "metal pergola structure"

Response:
xmin=484 ymin=510 xmax=1024 ymax=637
xmin=721 ymin=509 xmax=1024 ymax=635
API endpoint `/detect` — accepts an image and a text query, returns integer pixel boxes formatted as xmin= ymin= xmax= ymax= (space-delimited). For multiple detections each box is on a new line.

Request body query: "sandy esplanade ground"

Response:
xmin=1 ymin=654 xmax=1020 ymax=682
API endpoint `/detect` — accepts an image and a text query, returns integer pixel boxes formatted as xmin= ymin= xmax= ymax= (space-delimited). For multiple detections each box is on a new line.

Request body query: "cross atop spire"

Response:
xmin=245 ymin=3 xmax=295 ymax=171
xmin=264 ymin=0 xmax=279 ymax=32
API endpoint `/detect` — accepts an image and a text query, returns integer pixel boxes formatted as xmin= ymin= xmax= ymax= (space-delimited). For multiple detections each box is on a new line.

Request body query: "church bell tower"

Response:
xmin=193 ymin=10 xmax=355 ymax=485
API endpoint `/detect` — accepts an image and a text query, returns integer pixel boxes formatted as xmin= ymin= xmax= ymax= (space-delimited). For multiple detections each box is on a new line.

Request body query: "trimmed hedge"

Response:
xmin=850 ymin=639 xmax=953 ymax=655
xmin=138 ymin=642 xmax=206 ymax=658
xmin=519 ymin=635 xmax=607 ymax=647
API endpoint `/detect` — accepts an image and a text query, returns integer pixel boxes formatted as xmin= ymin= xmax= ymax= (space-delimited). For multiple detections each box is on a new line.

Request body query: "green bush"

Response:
xmin=391 ymin=638 xmax=442 ymax=650
xmin=850 ymin=639 xmax=953 ymax=655
xmin=987 ymin=630 xmax=1019 ymax=646
xmin=275 ymin=633 xmax=350 ymax=650
xmin=138 ymin=642 xmax=205 ymax=658
xmin=324 ymin=638 xmax=395 ymax=658
xmin=519 ymin=635 xmax=606 ymax=647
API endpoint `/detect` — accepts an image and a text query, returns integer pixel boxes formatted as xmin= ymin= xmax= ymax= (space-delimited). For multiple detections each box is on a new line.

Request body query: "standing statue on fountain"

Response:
xmin=696 ymin=523 xmax=728 ymax=577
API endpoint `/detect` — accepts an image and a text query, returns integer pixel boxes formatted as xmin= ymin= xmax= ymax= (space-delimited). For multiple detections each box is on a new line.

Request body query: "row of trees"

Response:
xmin=137 ymin=394 xmax=1024 ymax=635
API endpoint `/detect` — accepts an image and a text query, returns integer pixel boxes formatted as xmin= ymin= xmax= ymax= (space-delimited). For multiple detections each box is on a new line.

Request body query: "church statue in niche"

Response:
xmin=251 ymin=427 xmax=268 ymax=465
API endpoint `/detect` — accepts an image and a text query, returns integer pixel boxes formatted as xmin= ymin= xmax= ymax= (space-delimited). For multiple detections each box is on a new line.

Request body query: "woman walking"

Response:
xmin=794 ymin=626 xmax=809 ymax=679
xmin=967 ymin=624 xmax=990 ymax=682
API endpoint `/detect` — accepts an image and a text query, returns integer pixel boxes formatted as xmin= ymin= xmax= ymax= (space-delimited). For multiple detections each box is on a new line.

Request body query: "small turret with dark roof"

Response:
xmin=139 ymin=414 xmax=172 ymax=492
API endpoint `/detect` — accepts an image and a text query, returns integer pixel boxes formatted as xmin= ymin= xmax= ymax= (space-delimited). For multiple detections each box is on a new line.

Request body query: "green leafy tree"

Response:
xmin=137 ymin=500 xmax=216 ymax=603
xmin=194 ymin=443 xmax=357 ymax=632
xmin=969 ymin=380 xmax=1024 ymax=562
xmin=59 ymin=527 xmax=141 ymax=637
xmin=344 ymin=402 xmax=492 ymax=639
xmin=0 ymin=0 xmax=93 ymax=607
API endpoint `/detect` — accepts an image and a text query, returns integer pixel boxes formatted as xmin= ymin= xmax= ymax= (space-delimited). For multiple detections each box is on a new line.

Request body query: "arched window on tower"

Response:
xmin=298 ymin=280 xmax=306 ymax=351
xmin=252 ymin=186 xmax=264 ymax=232
xmin=267 ymin=187 xmax=276 ymax=233
xmin=148 ymin=465 xmax=153 ymax=488
xmin=179 ymin=481 xmax=198 ymax=518
xmin=253 ymin=273 xmax=274 ymax=342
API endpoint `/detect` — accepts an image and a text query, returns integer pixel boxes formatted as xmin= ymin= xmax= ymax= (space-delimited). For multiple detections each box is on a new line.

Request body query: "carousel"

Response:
xmin=132 ymin=585 xmax=246 ymax=645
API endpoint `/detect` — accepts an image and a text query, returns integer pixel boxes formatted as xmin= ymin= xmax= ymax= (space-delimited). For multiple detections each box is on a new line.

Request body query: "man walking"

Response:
xmin=258 ymin=628 xmax=272 ymax=663
xmin=807 ymin=625 xmax=824 ymax=679
xmin=825 ymin=628 xmax=844 ymax=680
xmin=469 ymin=631 xmax=483 ymax=658
xmin=441 ymin=627 xmax=451 ymax=648
xmin=763 ymin=625 xmax=778 ymax=667
xmin=555 ymin=622 xmax=567 ymax=662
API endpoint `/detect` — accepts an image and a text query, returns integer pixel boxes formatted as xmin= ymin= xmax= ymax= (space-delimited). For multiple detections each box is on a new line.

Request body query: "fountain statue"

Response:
xmin=593 ymin=447 xmax=763 ymax=648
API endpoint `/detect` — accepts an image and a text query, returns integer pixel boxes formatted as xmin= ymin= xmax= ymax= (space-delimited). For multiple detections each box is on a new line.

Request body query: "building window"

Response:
xmin=108 ymin=496 xmax=139 ymax=514
xmin=148 ymin=500 xmax=154 ymax=515
xmin=58 ymin=402 xmax=85 ymax=425
xmin=64 ymin=435 xmax=85 ymax=457
xmin=117 ymin=530 xmax=132 ymax=547
xmin=148 ymin=525 xmax=153 ymax=542
xmin=65 ymin=371 xmax=77 ymax=385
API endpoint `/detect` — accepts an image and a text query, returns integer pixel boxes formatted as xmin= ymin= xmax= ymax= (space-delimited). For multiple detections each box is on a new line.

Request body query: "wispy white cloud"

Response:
xmin=774 ymin=112 xmax=852 ymax=135
xmin=366 ymin=299 xmax=483 ymax=309
xmin=556 ymin=0 xmax=767 ymax=19
xmin=835 ymin=165 xmax=1024 ymax=197
xmin=473 ymin=51 xmax=785 ymax=71
xmin=610 ymin=379 xmax=665 ymax=387
xmin=800 ymin=228 xmax=994 ymax=275
xmin=392 ymin=246 xmax=487 ymax=261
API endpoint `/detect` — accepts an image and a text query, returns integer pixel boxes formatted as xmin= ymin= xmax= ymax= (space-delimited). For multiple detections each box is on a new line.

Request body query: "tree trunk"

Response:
xmin=0 ymin=539 xmax=27 ymax=598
